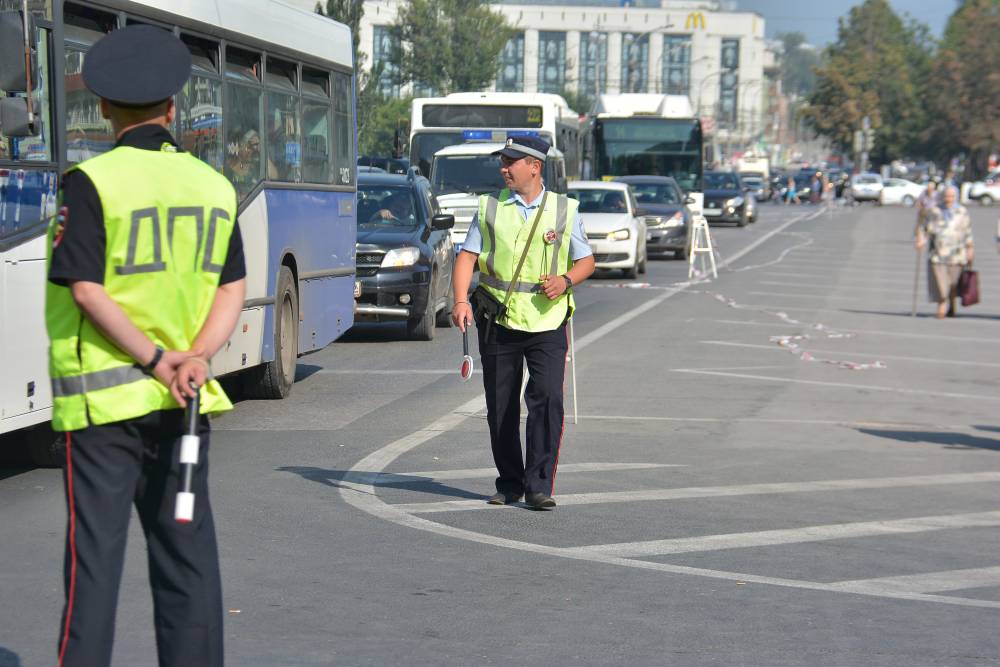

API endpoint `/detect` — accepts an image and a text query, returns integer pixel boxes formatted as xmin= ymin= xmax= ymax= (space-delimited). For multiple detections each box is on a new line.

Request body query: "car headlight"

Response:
xmin=380 ymin=246 xmax=421 ymax=268
xmin=663 ymin=211 xmax=684 ymax=228
xmin=606 ymin=228 xmax=631 ymax=241
xmin=725 ymin=196 xmax=744 ymax=208
xmin=644 ymin=215 xmax=665 ymax=227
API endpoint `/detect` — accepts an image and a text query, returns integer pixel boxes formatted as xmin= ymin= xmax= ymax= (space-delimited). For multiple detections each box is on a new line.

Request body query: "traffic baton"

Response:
xmin=174 ymin=383 xmax=200 ymax=523
xmin=460 ymin=321 xmax=474 ymax=382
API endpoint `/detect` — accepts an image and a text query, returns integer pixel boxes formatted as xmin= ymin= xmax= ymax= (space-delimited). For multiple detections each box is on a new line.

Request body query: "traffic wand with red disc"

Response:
xmin=460 ymin=321 xmax=474 ymax=381
xmin=174 ymin=383 xmax=200 ymax=523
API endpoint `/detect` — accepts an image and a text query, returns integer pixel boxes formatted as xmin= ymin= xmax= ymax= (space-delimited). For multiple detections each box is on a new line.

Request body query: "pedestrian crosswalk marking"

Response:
xmin=830 ymin=566 xmax=1000 ymax=595
xmin=391 ymin=472 xmax=1000 ymax=514
xmin=561 ymin=510 xmax=1000 ymax=558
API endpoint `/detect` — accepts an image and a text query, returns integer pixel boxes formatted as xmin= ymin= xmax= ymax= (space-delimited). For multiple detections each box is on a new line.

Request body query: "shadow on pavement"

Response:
xmin=277 ymin=466 xmax=487 ymax=501
xmin=0 ymin=647 xmax=22 ymax=667
xmin=858 ymin=428 xmax=1000 ymax=452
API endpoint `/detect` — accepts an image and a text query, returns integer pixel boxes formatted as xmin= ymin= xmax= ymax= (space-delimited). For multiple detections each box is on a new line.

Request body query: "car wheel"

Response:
xmin=981 ymin=194 xmax=994 ymax=206
xmin=902 ymin=195 xmax=915 ymax=207
xmin=736 ymin=212 xmax=747 ymax=227
xmin=623 ymin=251 xmax=638 ymax=279
xmin=435 ymin=273 xmax=453 ymax=328
xmin=244 ymin=265 xmax=298 ymax=399
xmin=638 ymin=250 xmax=647 ymax=274
xmin=407 ymin=285 xmax=436 ymax=341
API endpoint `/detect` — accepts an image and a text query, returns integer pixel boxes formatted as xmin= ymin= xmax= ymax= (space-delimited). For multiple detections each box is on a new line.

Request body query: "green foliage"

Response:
xmin=558 ymin=89 xmax=594 ymax=116
xmin=391 ymin=0 xmax=514 ymax=94
xmin=778 ymin=32 xmax=820 ymax=97
xmin=927 ymin=0 xmax=1000 ymax=177
xmin=358 ymin=97 xmax=412 ymax=157
xmin=803 ymin=0 xmax=931 ymax=163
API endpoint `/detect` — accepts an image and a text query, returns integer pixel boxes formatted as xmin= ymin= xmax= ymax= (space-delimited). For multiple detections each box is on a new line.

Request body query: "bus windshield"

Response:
xmin=411 ymin=131 xmax=465 ymax=177
xmin=594 ymin=118 xmax=702 ymax=192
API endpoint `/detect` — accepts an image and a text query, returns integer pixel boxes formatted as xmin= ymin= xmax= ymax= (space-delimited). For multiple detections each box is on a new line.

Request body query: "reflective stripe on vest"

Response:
xmin=479 ymin=273 xmax=544 ymax=294
xmin=51 ymin=365 xmax=148 ymax=398
xmin=483 ymin=196 xmax=499 ymax=277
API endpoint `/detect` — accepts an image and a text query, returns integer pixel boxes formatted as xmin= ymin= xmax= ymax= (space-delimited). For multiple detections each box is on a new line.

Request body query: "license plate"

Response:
xmin=354 ymin=280 xmax=361 ymax=298
xmin=703 ymin=209 xmax=721 ymax=217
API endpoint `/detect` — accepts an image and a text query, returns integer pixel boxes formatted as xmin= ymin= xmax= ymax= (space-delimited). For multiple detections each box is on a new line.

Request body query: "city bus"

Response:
xmin=409 ymin=92 xmax=581 ymax=180
xmin=585 ymin=93 xmax=703 ymax=209
xmin=0 ymin=0 xmax=357 ymax=458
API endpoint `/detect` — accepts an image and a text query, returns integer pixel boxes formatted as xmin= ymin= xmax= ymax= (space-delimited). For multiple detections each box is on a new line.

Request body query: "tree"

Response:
xmin=927 ymin=0 xmax=1000 ymax=178
xmin=559 ymin=89 xmax=594 ymax=116
xmin=778 ymin=32 xmax=820 ymax=97
xmin=358 ymin=97 xmax=412 ymax=156
xmin=391 ymin=0 xmax=514 ymax=94
xmin=803 ymin=0 xmax=931 ymax=165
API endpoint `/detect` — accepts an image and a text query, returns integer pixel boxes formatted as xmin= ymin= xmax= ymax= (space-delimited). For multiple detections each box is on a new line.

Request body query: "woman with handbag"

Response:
xmin=916 ymin=186 xmax=974 ymax=318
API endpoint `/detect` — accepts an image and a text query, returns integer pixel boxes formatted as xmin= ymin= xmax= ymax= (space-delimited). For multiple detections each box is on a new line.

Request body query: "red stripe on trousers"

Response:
xmin=58 ymin=432 xmax=77 ymax=666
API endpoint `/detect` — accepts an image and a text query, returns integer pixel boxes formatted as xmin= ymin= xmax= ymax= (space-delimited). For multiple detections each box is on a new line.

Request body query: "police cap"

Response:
xmin=82 ymin=25 xmax=192 ymax=107
xmin=493 ymin=136 xmax=550 ymax=162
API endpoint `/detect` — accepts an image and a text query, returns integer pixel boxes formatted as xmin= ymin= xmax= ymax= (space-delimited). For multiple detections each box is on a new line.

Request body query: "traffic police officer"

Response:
xmin=46 ymin=25 xmax=245 ymax=667
xmin=451 ymin=136 xmax=595 ymax=509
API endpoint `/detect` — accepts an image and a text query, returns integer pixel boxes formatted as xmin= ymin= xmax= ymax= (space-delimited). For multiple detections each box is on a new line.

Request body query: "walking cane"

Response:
xmin=174 ymin=383 xmax=200 ymax=523
xmin=912 ymin=245 xmax=922 ymax=317
xmin=569 ymin=317 xmax=578 ymax=425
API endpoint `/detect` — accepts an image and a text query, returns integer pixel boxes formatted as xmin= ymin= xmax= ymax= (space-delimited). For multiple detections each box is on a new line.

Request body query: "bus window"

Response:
xmin=265 ymin=57 xmax=297 ymax=92
xmin=302 ymin=101 xmax=331 ymax=183
xmin=181 ymin=33 xmax=219 ymax=75
xmin=302 ymin=67 xmax=329 ymax=98
xmin=266 ymin=91 xmax=300 ymax=182
xmin=1 ymin=27 xmax=52 ymax=164
xmin=224 ymin=82 xmax=263 ymax=198
xmin=178 ymin=76 xmax=223 ymax=171
xmin=225 ymin=47 xmax=259 ymax=83
xmin=331 ymin=71 xmax=352 ymax=185
xmin=64 ymin=3 xmax=116 ymax=163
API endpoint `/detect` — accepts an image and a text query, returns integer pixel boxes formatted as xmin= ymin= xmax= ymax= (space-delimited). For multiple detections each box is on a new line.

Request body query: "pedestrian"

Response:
xmin=784 ymin=176 xmax=799 ymax=205
xmin=46 ymin=25 xmax=245 ymax=667
xmin=915 ymin=179 xmax=938 ymax=229
xmin=451 ymin=136 xmax=595 ymax=510
xmin=915 ymin=186 xmax=973 ymax=319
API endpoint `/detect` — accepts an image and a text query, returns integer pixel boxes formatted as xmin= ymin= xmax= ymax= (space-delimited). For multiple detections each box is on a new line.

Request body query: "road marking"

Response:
xmin=831 ymin=566 xmax=1000 ymax=595
xmin=701 ymin=340 xmax=1000 ymax=368
xmin=710 ymin=319 xmax=1000 ymax=344
xmin=748 ymin=290 xmax=889 ymax=300
xmin=671 ymin=368 xmax=1000 ymax=402
xmin=368 ymin=462 xmax=685 ymax=484
xmin=561 ymin=510 xmax=1000 ymax=558
xmin=317 ymin=369 xmax=479 ymax=375
xmin=762 ymin=272 xmax=913 ymax=285
xmin=577 ymin=415 xmax=976 ymax=430
xmin=390 ymin=472 xmax=1000 ymax=514
xmin=758 ymin=280 xmax=911 ymax=293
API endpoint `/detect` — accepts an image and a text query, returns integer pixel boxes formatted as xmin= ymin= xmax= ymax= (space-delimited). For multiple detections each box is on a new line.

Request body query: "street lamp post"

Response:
xmin=622 ymin=22 xmax=674 ymax=93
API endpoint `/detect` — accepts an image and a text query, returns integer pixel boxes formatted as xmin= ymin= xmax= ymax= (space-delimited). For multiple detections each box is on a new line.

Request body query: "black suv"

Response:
xmin=355 ymin=170 xmax=455 ymax=340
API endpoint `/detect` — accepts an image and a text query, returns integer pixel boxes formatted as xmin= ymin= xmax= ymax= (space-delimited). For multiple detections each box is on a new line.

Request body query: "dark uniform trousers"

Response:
xmin=58 ymin=409 xmax=223 ymax=667
xmin=478 ymin=320 xmax=568 ymax=496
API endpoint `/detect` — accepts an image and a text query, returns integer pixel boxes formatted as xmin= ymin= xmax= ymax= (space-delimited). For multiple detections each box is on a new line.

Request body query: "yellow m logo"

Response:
xmin=685 ymin=11 xmax=706 ymax=30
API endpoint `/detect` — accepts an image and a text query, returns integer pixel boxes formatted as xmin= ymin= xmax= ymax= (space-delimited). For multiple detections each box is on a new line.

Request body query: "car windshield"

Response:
xmin=705 ymin=172 xmax=740 ymax=189
xmin=569 ymin=189 xmax=629 ymax=214
xmin=626 ymin=182 xmax=680 ymax=205
xmin=431 ymin=155 xmax=504 ymax=195
xmin=357 ymin=186 xmax=420 ymax=228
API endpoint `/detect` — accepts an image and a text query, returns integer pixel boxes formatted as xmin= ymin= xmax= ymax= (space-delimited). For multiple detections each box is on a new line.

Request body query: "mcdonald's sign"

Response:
xmin=685 ymin=11 xmax=706 ymax=30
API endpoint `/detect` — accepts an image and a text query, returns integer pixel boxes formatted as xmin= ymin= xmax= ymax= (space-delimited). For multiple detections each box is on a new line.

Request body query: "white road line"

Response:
xmin=561 ymin=510 xmax=1000 ymax=558
xmin=370 ymin=462 xmax=684 ymax=484
xmin=831 ymin=566 xmax=1000 ymax=595
xmin=748 ymin=290 xmax=887 ymax=300
xmin=390 ymin=472 xmax=1000 ymax=514
xmin=762 ymin=272 xmax=913 ymax=285
xmin=671 ymin=368 xmax=1000 ymax=402
xmin=317 ymin=369 xmax=478 ymax=375
xmin=710 ymin=319 xmax=1000 ymax=344
xmin=758 ymin=280 xmax=911 ymax=293
xmin=701 ymin=340 xmax=1000 ymax=368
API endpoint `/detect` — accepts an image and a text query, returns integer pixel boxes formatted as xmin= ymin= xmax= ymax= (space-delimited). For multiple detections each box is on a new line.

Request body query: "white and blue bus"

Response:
xmin=0 ymin=0 xmax=357 ymax=450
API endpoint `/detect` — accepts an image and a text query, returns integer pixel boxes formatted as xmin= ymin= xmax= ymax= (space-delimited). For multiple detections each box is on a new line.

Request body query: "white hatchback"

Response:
xmin=568 ymin=181 xmax=647 ymax=279
xmin=879 ymin=178 xmax=924 ymax=206
xmin=850 ymin=173 xmax=883 ymax=202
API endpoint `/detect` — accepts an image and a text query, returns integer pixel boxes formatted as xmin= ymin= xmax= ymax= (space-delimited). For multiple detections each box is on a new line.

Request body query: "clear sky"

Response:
xmin=734 ymin=0 xmax=956 ymax=46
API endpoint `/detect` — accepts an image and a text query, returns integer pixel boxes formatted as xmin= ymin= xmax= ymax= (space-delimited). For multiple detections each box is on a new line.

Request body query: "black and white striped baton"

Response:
xmin=174 ymin=383 xmax=200 ymax=523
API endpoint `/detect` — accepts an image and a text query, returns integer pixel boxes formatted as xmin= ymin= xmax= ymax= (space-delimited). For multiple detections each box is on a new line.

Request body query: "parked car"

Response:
xmin=613 ymin=175 xmax=692 ymax=259
xmin=968 ymin=172 xmax=1000 ymax=205
xmin=703 ymin=171 xmax=756 ymax=225
xmin=568 ymin=181 xmax=647 ymax=279
xmin=850 ymin=173 xmax=883 ymax=202
xmin=879 ymin=178 xmax=924 ymax=206
xmin=355 ymin=170 xmax=455 ymax=340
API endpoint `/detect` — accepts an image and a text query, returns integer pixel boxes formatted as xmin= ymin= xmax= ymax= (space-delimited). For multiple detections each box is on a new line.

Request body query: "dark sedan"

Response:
xmin=614 ymin=175 xmax=692 ymax=259
xmin=355 ymin=171 xmax=455 ymax=340
xmin=703 ymin=171 xmax=756 ymax=226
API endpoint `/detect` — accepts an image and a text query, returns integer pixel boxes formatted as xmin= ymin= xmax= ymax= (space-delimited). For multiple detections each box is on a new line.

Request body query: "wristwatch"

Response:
xmin=142 ymin=345 xmax=164 ymax=374
xmin=562 ymin=274 xmax=573 ymax=290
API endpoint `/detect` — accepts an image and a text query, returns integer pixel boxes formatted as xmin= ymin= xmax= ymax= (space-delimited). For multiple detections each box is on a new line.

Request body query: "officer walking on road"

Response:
xmin=46 ymin=26 xmax=246 ymax=667
xmin=451 ymin=137 xmax=595 ymax=510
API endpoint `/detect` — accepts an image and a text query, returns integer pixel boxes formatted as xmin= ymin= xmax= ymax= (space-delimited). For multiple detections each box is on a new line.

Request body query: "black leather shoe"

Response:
xmin=525 ymin=493 xmax=556 ymax=510
xmin=487 ymin=492 xmax=523 ymax=505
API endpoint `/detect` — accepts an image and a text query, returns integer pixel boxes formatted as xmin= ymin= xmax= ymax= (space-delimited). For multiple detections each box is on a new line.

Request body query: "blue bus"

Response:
xmin=0 ymin=0 xmax=357 ymax=449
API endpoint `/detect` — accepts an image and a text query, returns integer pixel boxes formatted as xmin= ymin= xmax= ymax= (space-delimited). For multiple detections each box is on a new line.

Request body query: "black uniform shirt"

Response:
xmin=49 ymin=124 xmax=246 ymax=286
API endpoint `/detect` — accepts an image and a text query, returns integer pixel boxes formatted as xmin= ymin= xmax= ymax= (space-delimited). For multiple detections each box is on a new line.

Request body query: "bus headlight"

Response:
xmin=606 ymin=228 xmax=631 ymax=241
xmin=381 ymin=247 xmax=421 ymax=268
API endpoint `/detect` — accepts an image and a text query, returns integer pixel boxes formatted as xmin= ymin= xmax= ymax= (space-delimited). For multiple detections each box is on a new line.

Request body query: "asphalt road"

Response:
xmin=3 ymin=201 xmax=1000 ymax=666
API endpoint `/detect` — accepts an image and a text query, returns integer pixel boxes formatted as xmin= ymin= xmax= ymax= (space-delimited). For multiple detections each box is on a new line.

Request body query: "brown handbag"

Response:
xmin=959 ymin=265 xmax=979 ymax=307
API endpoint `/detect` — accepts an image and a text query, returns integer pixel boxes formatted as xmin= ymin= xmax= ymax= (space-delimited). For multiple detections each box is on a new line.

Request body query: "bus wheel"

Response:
xmin=245 ymin=266 xmax=298 ymax=399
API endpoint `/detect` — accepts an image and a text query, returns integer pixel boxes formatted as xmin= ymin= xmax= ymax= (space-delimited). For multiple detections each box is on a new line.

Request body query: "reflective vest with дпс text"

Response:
xmin=45 ymin=143 xmax=238 ymax=432
xmin=476 ymin=189 xmax=578 ymax=332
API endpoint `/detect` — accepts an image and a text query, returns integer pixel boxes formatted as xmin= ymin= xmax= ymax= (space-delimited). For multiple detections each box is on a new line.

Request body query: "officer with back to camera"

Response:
xmin=451 ymin=136 xmax=595 ymax=510
xmin=46 ymin=25 xmax=245 ymax=667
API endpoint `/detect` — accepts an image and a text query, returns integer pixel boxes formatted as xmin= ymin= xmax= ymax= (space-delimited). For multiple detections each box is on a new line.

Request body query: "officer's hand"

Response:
xmin=452 ymin=301 xmax=473 ymax=331
xmin=171 ymin=357 xmax=210 ymax=407
xmin=539 ymin=274 xmax=567 ymax=300
xmin=152 ymin=350 xmax=192 ymax=388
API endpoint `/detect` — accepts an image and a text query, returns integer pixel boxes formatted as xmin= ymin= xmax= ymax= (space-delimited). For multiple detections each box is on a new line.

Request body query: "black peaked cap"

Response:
xmin=82 ymin=25 xmax=192 ymax=106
